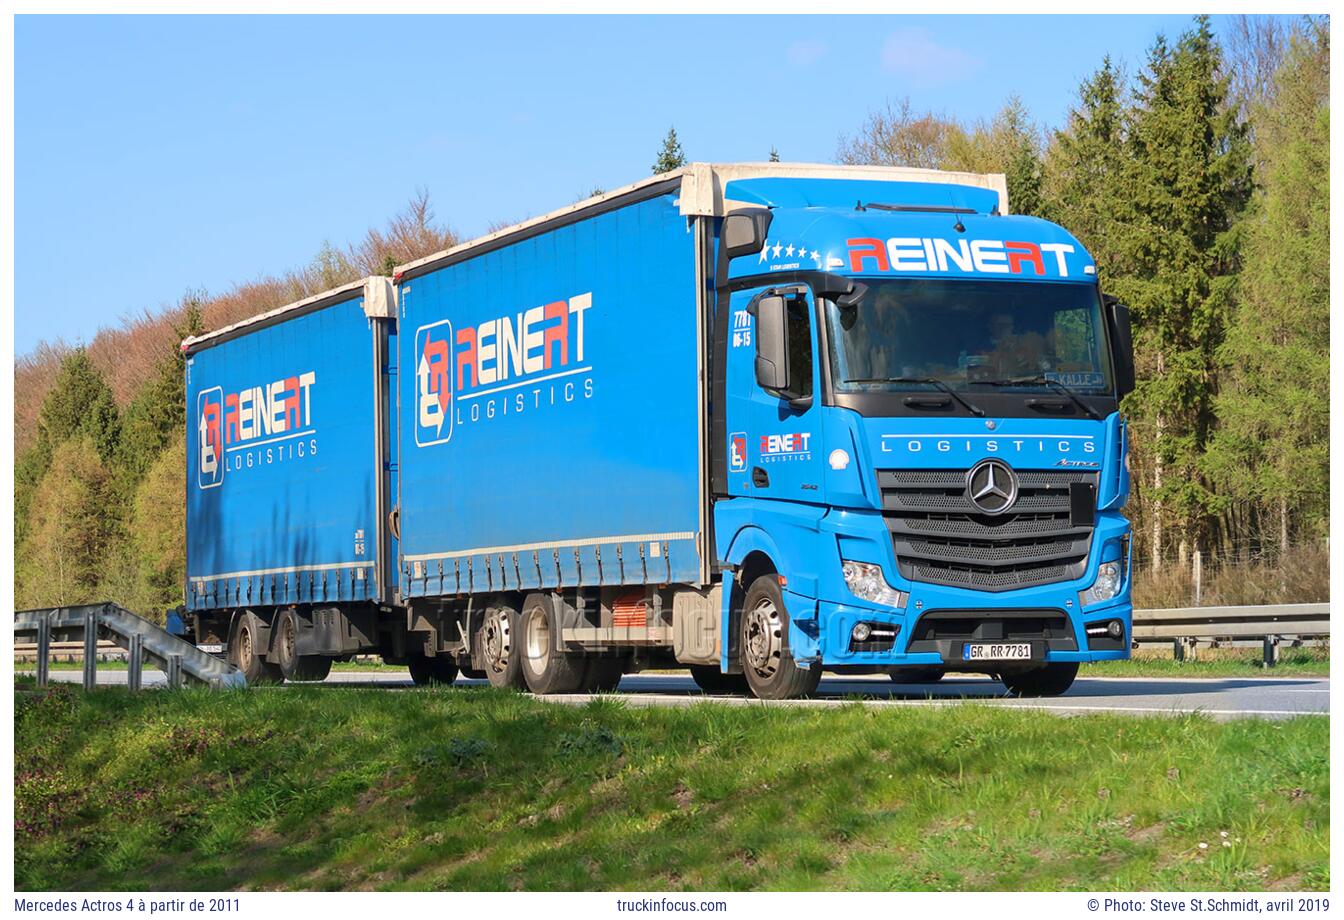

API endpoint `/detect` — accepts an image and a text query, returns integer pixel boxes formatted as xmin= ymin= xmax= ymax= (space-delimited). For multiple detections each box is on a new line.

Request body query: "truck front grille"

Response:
xmin=878 ymin=468 xmax=1096 ymax=592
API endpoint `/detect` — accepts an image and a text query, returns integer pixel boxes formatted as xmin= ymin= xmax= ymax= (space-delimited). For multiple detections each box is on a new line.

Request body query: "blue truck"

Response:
xmin=182 ymin=163 xmax=1135 ymax=699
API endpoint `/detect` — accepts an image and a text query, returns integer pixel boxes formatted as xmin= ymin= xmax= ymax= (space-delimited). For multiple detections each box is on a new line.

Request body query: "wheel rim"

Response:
xmin=280 ymin=616 xmax=295 ymax=666
xmin=524 ymin=606 xmax=549 ymax=670
xmin=743 ymin=597 xmax=783 ymax=679
xmin=238 ymin=622 xmax=253 ymax=665
xmin=482 ymin=609 xmax=513 ymax=674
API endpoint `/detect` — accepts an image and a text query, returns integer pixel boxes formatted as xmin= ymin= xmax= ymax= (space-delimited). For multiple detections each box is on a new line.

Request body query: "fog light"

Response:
xmin=1085 ymin=619 xmax=1125 ymax=641
xmin=851 ymin=622 xmax=872 ymax=642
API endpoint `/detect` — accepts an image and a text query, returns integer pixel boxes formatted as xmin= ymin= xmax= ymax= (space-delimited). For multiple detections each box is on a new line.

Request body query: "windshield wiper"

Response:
xmin=845 ymin=376 xmax=985 ymax=417
xmin=973 ymin=375 xmax=1101 ymax=420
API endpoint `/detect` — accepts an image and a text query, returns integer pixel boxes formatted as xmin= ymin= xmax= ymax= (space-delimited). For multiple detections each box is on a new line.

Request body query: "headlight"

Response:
xmin=841 ymin=560 xmax=907 ymax=608
xmin=1079 ymin=560 xmax=1123 ymax=607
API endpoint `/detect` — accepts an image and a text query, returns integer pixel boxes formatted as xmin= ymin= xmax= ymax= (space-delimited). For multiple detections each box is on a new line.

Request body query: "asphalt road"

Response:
xmin=28 ymin=669 xmax=1330 ymax=721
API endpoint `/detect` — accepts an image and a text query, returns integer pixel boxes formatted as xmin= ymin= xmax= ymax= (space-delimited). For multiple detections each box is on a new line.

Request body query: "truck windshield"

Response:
xmin=823 ymin=278 xmax=1113 ymax=395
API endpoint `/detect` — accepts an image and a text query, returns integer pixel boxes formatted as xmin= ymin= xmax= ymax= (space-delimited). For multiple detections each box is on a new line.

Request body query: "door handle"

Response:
xmin=752 ymin=467 xmax=770 ymax=488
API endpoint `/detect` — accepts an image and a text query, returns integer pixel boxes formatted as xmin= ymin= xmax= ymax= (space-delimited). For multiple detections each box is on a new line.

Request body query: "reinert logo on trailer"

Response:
xmin=196 ymin=371 xmax=318 ymax=489
xmin=415 ymin=291 xmax=594 ymax=447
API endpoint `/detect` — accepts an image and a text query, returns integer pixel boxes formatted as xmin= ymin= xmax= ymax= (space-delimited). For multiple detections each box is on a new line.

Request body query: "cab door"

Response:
xmin=723 ymin=284 xmax=824 ymax=502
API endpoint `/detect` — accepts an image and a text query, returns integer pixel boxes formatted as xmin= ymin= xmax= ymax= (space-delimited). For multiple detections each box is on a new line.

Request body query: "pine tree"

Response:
xmin=1121 ymin=17 xmax=1253 ymax=561
xmin=1208 ymin=21 xmax=1329 ymax=555
xmin=15 ymin=349 xmax=120 ymax=550
xmin=652 ymin=127 xmax=687 ymax=174
xmin=32 ymin=348 xmax=121 ymax=460
xmin=1041 ymin=57 xmax=1130 ymax=268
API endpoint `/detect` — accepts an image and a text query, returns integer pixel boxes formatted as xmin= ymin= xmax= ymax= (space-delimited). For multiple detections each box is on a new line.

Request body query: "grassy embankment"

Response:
xmin=15 ymin=680 xmax=1328 ymax=892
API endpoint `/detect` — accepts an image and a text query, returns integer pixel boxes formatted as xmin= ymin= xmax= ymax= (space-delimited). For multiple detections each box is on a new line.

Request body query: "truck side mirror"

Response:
xmin=749 ymin=295 xmax=790 ymax=393
xmin=722 ymin=209 xmax=773 ymax=260
xmin=1103 ymin=294 xmax=1136 ymax=399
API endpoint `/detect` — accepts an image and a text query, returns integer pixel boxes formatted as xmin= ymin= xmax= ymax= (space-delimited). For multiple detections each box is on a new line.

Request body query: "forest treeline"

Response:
xmin=14 ymin=16 xmax=1328 ymax=617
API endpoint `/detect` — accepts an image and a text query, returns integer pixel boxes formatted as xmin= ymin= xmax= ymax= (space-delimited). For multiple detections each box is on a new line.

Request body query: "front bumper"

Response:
xmin=803 ymin=595 xmax=1132 ymax=668
xmin=784 ymin=509 xmax=1133 ymax=668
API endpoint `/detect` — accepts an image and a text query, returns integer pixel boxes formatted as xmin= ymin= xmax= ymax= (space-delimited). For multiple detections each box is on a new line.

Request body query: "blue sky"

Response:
xmin=15 ymin=14 xmax=1260 ymax=354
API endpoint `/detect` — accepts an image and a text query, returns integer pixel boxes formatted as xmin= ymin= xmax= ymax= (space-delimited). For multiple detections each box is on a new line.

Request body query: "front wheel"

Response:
xmin=739 ymin=576 xmax=822 ymax=700
xmin=1000 ymin=662 xmax=1079 ymax=697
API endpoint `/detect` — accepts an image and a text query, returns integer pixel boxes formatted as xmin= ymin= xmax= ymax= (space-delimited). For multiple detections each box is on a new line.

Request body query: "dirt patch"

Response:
xmin=1127 ymin=823 xmax=1166 ymax=845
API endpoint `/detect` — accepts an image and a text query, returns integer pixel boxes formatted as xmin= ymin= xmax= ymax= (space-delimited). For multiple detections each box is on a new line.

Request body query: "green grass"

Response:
xmin=14 ymin=680 xmax=1328 ymax=892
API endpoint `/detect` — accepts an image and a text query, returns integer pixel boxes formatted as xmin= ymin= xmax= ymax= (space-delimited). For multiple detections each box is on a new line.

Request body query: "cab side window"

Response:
xmin=785 ymin=296 xmax=813 ymax=399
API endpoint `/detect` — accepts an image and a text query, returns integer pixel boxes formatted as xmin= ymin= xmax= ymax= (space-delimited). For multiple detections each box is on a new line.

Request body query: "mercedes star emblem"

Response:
xmin=966 ymin=458 xmax=1018 ymax=515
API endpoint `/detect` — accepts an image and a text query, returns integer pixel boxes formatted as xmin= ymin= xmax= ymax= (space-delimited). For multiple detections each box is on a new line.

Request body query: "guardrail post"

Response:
xmin=35 ymin=616 xmax=50 ymax=688
xmin=1192 ymin=550 xmax=1202 ymax=606
xmin=166 ymin=653 xmax=183 ymax=689
xmin=1173 ymin=637 xmax=1185 ymax=662
xmin=1263 ymin=635 xmax=1280 ymax=669
xmin=127 ymin=634 xmax=143 ymax=692
xmin=83 ymin=608 xmax=98 ymax=691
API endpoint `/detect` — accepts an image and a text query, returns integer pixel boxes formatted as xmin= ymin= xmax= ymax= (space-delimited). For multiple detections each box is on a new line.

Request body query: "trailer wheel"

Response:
xmin=1000 ymin=662 xmax=1079 ymax=697
xmin=689 ymin=665 xmax=749 ymax=695
xmin=229 ymin=612 xmax=283 ymax=684
xmin=273 ymin=610 xmax=332 ymax=682
xmin=479 ymin=603 xmax=526 ymax=689
xmin=408 ymin=655 xmax=459 ymax=686
xmin=889 ymin=667 xmax=945 ymax=684
xmin=740 ymin=576 xmax=822 ymax=700
xmin=520 ymin=593 xmax=586 ymax=695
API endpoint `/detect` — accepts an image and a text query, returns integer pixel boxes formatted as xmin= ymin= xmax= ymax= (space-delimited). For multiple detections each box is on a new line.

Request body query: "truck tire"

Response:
xmin=229 ymin=611 xmax=283 ymax=685
xmin=689 ymin=665 xmax=749 ymax=695
xmin=889 ymin=667 xmax=945 ymax=684
xmin=739 ymin=576 xmax=822 ymax=700
xmin=581 ymin=656 xmax=625 ymax=692
xmin=1000 ymin=662 xmax=1079 ymax=697
xmin=272 ymin=609 xmax=332 ymax=682
xmin=408 ymin=655 xmax=459 ymax=686
xmin=478 ymin=603 xmax=526 ymax=689
xmin=519 ymin=593 xmax=586 ymax=695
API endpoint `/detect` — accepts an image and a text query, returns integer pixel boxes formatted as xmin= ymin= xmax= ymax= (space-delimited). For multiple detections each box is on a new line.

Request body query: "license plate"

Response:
xmin=198 ymin=643 xmax=224 ymax=654
xmin=963 ymin=642 xmax=1033 ymax=661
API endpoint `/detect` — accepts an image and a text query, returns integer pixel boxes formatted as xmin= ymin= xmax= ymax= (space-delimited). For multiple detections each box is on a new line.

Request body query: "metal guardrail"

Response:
xmin=14 ymin=602 xmax=245 ymax=691
xmin=1131 ymin=603 xmax=1329 ymax=665
xmin=14 ymin=639 xmax=124 ymax=662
